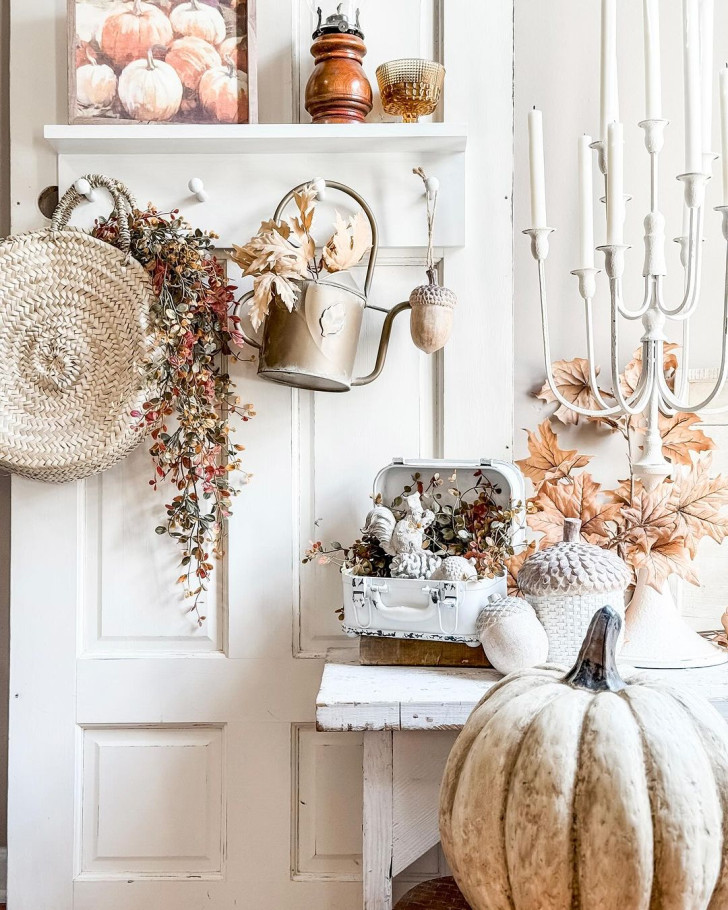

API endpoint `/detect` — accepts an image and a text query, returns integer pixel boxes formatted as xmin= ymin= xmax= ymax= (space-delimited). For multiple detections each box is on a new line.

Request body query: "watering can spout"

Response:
xmin=351 ymin=301 xmax=411 ymax=387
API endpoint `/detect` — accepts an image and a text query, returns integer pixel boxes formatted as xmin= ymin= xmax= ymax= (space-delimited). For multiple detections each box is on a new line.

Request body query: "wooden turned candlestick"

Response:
xmin=305 ymin=32 xmax=373 ymax=124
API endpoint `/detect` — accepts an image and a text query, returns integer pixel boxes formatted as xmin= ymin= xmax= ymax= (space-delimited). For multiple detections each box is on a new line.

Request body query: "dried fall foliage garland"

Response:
xmin=93 ymin=207 xmax=254 ymax=623
xmin=511 ymin=346 xmax=728 ymax=594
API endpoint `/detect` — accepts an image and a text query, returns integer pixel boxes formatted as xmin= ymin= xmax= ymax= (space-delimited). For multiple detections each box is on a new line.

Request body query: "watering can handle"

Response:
xmin=352 ymin=301 xmax=411 ymax=387
xmin=231 ymin=290 xmax=262 ymax=350
xmin=273 ymin=179 xmax=379 ymax=299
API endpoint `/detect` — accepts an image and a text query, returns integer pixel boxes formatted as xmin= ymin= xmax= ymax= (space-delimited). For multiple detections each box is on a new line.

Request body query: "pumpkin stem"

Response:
xmin=132 ymin=0 xmax=143 ymax=15
xmin=145 ymin=48 xmax=156 ymax=71
xmin=189 ymin=0 xmax=200 ymax=8
xmin=224 ymin=55 xmax=236 ymax=79
xmin=563 ymin=605 xmax=626 ymax=693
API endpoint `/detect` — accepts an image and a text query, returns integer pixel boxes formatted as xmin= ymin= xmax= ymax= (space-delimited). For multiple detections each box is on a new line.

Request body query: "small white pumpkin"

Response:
xmin=76 ymin=52 xmax=118 ymax=108
xmin=199 ymin=57 xmax=248 ymax=123
xmin=475 ymin=594 xmax=548 ymax=675
xmin=170 ymin=0 xmax=226 ymax=45
xmin=165 ymin=35 xmax=221 ymax=92
xmin=118 ymin=50 xmax=183 ymax=122
xmin=441 ymin=606 xmax=728 ymax=910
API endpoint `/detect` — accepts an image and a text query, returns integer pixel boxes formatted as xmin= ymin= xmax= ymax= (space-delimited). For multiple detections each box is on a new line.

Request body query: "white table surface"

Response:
xmin=316 ymin=647 xmax=728 ymax=732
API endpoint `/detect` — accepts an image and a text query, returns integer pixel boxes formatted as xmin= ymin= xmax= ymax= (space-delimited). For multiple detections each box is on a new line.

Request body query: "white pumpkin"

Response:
xmin=76 ymin=53 xmax=118 ymax=108
xmin=118 ymin=50 xmax=183 ymax=122
xmin=165 ymin=35 xmax=221 ymax=92
xmin=170 ymin=0 xmax=226 ymax=46
xmin=100 ymin=0 xmax=173 ymax=69
xmin=199 ymin=58 xmax=248 ymax=123
xmin=440 ymin=606 xmax=728 ymax=910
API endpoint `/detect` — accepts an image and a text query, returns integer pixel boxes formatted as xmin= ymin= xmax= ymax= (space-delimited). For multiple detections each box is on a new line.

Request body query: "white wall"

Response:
xmin=515 ymin=0 xmax=728 ymax=475
xmin=0 ymin=0 xmax=10 ymax=852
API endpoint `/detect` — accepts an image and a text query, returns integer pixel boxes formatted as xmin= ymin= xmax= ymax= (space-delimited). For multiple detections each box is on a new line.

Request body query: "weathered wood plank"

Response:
xmin=363 ymin=732 xmax=394 ymax=910
xmin=360 ymin=637 xmax=491 ymax=668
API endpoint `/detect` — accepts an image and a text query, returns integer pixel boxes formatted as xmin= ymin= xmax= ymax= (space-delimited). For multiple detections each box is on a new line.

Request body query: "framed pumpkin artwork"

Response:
xmin=68 ymin=0 xmax=258 ymax=124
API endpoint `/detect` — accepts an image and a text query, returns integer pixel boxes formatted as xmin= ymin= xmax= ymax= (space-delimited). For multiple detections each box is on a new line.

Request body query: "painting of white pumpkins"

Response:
xmin=69 ymin=0 xmax=256 ymax=123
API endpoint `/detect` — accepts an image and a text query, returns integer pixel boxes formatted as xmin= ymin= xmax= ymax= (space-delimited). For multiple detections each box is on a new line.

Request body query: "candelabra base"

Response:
xmin=620 ymin=569 xmax=728 ymax=669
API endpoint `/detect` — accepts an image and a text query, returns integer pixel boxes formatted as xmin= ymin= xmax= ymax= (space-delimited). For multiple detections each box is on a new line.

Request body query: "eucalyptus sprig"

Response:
xmin=93 ymin=207 xmax=255 ymax=624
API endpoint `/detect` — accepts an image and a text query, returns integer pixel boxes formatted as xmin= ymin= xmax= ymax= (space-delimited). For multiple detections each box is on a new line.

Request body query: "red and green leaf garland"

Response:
xmin=93 ymin=208 xmax=255 ymax=623
xmin=511 ymin=347 xmax=728 ymax=594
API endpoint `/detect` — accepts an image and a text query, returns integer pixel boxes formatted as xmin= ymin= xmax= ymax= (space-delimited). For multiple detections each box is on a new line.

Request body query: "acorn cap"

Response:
xmin=517 ymin=519 xmax=631 ymax=596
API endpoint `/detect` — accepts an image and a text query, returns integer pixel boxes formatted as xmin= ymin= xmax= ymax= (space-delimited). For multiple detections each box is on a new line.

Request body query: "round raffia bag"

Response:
xmin=517 ymin=517 xmax=630 ymax=664
xmin=0 ymin=175 xmax=154 ymax=483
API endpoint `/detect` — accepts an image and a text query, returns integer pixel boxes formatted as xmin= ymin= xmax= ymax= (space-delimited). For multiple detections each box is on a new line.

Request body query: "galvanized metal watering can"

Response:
xmin=235 ymin=180 xmax=410 ymax=392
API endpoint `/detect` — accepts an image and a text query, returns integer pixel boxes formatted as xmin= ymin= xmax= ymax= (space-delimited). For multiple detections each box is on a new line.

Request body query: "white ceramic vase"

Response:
xmin=620 ymin=568 xmax=728 ymax=669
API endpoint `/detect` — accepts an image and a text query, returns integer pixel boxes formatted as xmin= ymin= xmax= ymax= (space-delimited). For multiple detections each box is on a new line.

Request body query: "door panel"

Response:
xmin=8 ymin=1 xmax=514 ymax=907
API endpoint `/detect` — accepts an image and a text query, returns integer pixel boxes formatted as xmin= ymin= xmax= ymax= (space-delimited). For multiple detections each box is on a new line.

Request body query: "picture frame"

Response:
xmin=67 ymin=0 xmax=258 ymax=125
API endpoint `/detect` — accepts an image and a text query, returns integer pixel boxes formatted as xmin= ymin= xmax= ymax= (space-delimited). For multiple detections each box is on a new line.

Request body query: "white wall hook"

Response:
xmin=312 ymin=177 xmax=327 ymax=200
xmin=188 ymin=177 xmax=209 ymax=203
xmin=74 ymin=178 xmax=97 ymax=203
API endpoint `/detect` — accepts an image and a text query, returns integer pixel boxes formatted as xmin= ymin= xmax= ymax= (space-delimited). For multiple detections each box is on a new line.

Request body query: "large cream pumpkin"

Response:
xmin=101 ymin=0 xmax=173 ymax=69
xmin=199 ymin=59 xmax=248 ymax=123
xmin=118 ymin=50 xmax=183 ymax=121
xmin=170 ymin=0 xmax=226 ymax=46
xmin=76 ymin=53 xmax=118 ymax=109
xmin=165 ymin=35 xmax=220 ymax=92
xmin=440 ymin=606 xmax=728 ymax=910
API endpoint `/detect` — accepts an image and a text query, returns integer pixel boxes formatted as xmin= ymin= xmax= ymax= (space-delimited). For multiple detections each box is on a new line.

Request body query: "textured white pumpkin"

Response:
xmin=170 ymin=0 xmax=226 ymax=45
xmin=118 ymin=50 xmax=183 ymax=122
xmin=440 ymin=606 xmax=728 ymax=910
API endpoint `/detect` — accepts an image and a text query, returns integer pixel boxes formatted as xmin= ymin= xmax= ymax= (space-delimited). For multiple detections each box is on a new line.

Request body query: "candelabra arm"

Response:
xmin=656 ymin=242 xmax=728 ymax=414
xmin=583 ymin=297 xmax=615 ymax=411
xmin=618 ymin=276 xmax=653 ymax=321
xmin=609 ymin=279 xmax=655 ymax=415
xmin=538 ymin=261 xmax=623 ymax=418
xmin=660 ymin=190 xmax=705 ymax=318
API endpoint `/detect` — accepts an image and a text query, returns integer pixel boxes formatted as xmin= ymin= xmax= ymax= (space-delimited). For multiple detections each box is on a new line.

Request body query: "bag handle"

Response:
xmin=273 ymin=179 xmax=379 ymax=299
xmin=51 ymin=175 xmax=138 ymax=256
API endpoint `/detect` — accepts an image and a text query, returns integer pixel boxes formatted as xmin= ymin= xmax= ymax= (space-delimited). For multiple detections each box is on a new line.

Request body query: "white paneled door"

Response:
xmin=7 ymin=2 xmax=514 ymax=908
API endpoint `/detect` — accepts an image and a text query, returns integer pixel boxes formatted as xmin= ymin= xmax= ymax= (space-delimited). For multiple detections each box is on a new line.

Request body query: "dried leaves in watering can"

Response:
xmin=409 ymin=167 xmax=457 ymax=354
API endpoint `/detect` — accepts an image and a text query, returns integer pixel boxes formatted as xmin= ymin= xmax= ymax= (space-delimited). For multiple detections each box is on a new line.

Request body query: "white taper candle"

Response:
xmin=528 ymin=108 xmax=547 ymax=227
xmin=601 ymin=0 xmax=619 ymax=141
xmin=578 ymin=135 xmax=595 ymax=268
xmin=684 ymin=0 xmax=702 ymax=173
xmin=643 ymin=0 xmax=662 ymax=120
xmin=700 ymin=0 xmax=714 ymax=158
xmin=607 ymin=122 xmax=624 ymax=245
xmin=721 ymin=66 xmax=728 ymax=203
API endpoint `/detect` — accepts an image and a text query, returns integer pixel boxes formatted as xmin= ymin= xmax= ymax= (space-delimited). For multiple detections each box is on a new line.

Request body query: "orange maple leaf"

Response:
xmin=529 ymin=474 xmax=621 ymax=547
xmin=627 ymin=533 xmax=699 ymax=592
xmin=646 ymin=412 xmax=715 ymax=466
xmin=536 ymin=358 xmax=613 ymax=426
xmin=669 ymin=455 xmax=728 ymax=556
xmin=515 ymin=420 xmax=591 ymax=488
xmin=617 ymin=482 xmax=677 ymax=552
xmin=504 ymin=541 xmax=537 ymax=597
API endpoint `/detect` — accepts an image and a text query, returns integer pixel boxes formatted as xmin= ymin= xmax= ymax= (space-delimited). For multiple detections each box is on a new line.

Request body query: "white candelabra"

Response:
xmin=526 ymin=0 xmax=728 ymax=492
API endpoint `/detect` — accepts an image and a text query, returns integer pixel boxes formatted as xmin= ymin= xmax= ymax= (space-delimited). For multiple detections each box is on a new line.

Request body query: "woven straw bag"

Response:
xmin=0 ymin=174 xmax=154 ymax=483
xmin=517 ymin=518 xmax=631 ymax=665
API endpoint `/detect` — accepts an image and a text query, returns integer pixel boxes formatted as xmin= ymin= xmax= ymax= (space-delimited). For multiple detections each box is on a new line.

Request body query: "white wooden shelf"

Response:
xmin=44 ymin=123 xmax=467 ymax=156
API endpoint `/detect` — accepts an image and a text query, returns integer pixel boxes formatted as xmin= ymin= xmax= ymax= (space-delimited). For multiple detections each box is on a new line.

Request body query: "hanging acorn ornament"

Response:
xmin=409 ymin=167 xmax=457 ymax=354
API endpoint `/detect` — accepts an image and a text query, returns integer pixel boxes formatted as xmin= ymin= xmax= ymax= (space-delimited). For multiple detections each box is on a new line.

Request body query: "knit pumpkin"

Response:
xmin=440 ymin=605 xmax=728 ymax=910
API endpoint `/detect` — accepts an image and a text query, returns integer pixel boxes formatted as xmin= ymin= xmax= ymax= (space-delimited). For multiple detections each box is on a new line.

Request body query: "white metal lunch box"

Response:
xmin=341 ymin=458 xmax=526 ymax=645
